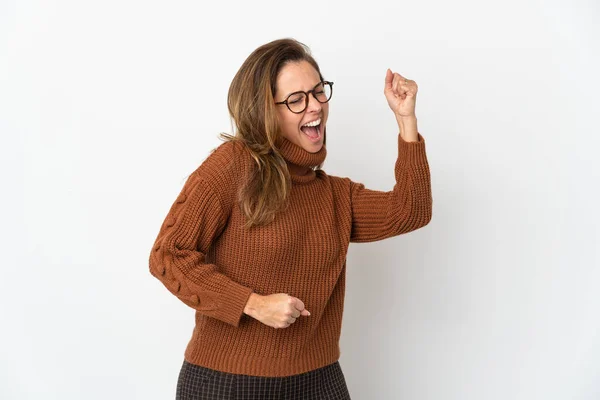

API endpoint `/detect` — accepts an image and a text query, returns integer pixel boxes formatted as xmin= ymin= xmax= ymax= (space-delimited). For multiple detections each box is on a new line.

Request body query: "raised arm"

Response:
xmin=348 ymin=69 xmax=432 ymax=242
xmin=349 ymin=132 xmax=432 ymax=242
xmin=148 ymin=142 xmax=254 ymax=327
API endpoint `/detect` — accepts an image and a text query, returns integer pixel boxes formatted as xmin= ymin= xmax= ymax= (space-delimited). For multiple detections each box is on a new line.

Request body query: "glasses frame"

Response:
xmin=275 ymin=81 xmax=334 ymax=114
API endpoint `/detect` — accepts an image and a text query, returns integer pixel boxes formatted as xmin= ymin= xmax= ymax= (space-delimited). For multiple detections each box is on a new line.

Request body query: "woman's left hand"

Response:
xmin=384 ymin=68 xmax=418 ymax=118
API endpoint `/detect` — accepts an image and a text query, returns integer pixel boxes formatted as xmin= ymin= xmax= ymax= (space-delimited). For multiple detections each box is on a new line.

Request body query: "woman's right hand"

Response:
xmin=244 ymin=293 xmax=311 ymax=329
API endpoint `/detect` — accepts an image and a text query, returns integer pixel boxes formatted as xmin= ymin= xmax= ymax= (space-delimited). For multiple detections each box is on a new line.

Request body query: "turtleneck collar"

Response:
xmin=276 ymin=136 xmax=327 ymax=184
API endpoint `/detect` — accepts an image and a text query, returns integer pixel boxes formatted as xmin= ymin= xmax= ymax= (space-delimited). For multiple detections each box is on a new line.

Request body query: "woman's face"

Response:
xmin=274 ymin=60 xmax=329 ymax=153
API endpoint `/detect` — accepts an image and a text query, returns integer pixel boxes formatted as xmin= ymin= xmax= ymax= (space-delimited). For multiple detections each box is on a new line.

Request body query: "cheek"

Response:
xmin=276 ymin=111 xmax=293 ymax=134
xmin=282 ymin=115 xmax=302 ymax=132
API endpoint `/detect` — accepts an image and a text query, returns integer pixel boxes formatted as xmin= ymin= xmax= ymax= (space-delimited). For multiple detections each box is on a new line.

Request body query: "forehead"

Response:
xmin=276 ymin=60 xmax=321 ymax=93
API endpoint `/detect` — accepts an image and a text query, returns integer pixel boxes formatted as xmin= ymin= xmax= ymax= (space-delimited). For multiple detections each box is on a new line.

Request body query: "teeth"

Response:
xmin=302 ymin=118 xmax=321 ymax=127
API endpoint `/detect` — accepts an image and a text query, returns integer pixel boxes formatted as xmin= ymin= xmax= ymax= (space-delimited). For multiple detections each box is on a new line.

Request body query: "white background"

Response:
xmin=1 ymin=0 xmax=599 ymax=399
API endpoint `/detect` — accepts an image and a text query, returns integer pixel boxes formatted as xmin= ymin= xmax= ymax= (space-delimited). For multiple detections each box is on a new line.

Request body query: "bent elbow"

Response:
xmin=148 ymin=243 xmax=167 ymax=280
xmin=417 ymin=199 xmax=433 ymax=229
xmin=422 ymin=202 xmax=433 ymax=227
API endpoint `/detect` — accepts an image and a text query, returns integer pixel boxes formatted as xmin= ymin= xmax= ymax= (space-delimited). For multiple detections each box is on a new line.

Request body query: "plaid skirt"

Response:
xmin=176 ymin=360 xmax=352 ymax=400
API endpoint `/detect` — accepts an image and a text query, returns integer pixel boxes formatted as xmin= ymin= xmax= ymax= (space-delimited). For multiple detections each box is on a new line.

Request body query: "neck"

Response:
xmin=276 ymin=136 xmax=327 ymax=184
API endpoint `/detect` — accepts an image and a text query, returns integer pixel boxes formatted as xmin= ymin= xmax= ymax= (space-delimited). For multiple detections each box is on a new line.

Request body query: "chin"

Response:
xmin=302 ymin=143 xmax=323 ymax=153
xmin=298 ymin=136 xmax=323 ymax=152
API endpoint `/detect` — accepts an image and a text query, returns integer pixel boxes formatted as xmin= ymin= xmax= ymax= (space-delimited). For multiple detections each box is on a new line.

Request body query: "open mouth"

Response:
xmin=300 ymin=119 xmax=322 ymax=142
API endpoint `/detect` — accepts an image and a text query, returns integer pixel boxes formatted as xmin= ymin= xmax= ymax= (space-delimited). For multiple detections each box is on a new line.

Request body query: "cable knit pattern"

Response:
xmin=149 ymin=132 xmax=432 ymax=377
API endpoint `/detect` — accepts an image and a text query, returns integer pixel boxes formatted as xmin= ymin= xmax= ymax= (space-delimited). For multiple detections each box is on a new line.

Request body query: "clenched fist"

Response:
xmin=244 ymin=293 xmax=311 ymax=329
xmin=384 ymin=68 xmax=418 ymax=118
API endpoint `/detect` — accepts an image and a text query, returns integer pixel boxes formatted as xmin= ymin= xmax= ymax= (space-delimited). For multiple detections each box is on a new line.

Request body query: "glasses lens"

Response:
xmin=314 ymin=82 xmax=332 ymax=103
xmin=287 ymin=93 xmax=307 ymax=113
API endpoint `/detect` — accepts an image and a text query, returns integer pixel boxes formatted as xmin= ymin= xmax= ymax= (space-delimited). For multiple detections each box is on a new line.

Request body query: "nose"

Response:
xmin=306 ymin=92 xmax=322 ymax=113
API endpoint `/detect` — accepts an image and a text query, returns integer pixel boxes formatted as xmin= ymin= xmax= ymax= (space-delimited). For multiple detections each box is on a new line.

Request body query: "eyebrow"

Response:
xmin=284 ymin=81 xmax=322 ymax=98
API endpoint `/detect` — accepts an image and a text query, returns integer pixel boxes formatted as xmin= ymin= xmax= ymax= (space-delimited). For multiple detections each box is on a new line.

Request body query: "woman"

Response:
xmin=149 ymin=37 xmax=432 ymax=400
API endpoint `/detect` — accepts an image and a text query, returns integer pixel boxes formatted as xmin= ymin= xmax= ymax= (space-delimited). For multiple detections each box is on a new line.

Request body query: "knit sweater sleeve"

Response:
xmin=148 ymin=141 xmax=254 ymax=327
xmin=349 ymin=132 xmax=432 ymax=242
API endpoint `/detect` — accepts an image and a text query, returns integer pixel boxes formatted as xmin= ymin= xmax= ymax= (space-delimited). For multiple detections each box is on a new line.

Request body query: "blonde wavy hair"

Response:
xmin=219 ymin=38 xmax=327 ymax=229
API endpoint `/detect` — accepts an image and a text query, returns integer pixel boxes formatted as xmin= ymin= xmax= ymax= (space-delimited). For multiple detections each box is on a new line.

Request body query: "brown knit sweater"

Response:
xmin=149 ymin=132 xmax=432 ymax=377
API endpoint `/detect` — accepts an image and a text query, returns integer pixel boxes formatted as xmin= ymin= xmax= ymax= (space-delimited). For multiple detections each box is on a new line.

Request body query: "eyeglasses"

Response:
xmin=275 ymin=81 xmax=334 ymax=114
